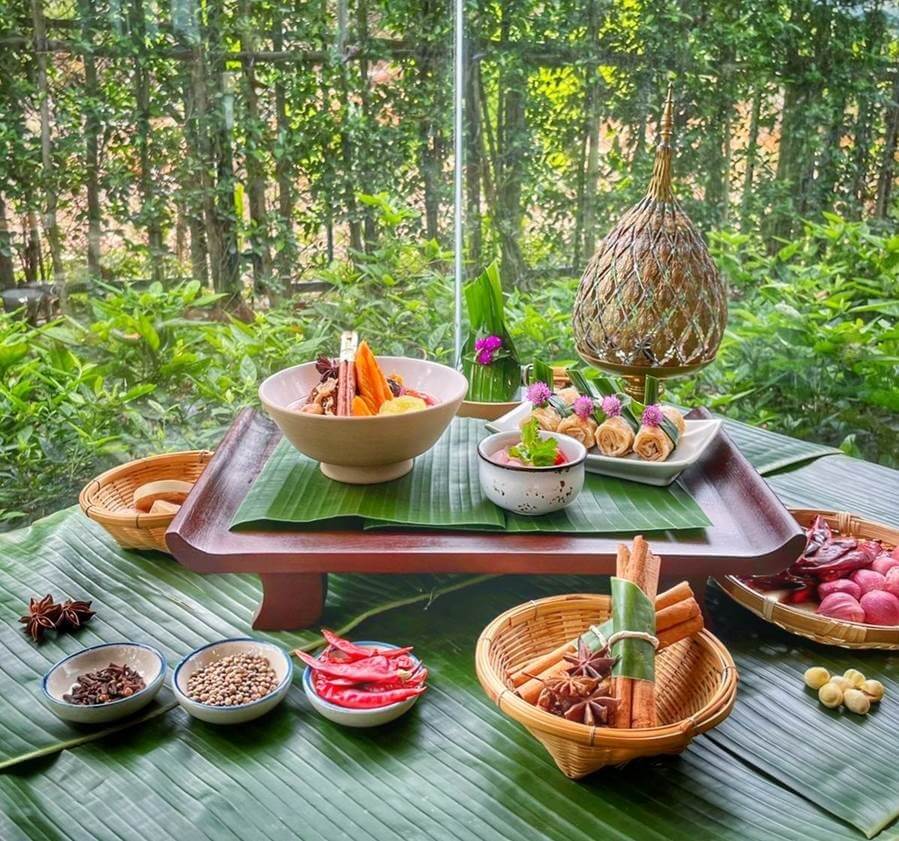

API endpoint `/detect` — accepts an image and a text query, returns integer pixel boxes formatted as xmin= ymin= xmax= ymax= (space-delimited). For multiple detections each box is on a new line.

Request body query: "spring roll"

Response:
xmin=521 ymin=406 xmax=561 ymax=432
xmin=661 ymin=406 xmax=686 ymax=436
xmin=557 ymin=414 xmax=598 ymax=449
xmin=597 ymin=416 xmax=635 ymax=457
xmin=633 ymin=404 xmax=674 ymax=461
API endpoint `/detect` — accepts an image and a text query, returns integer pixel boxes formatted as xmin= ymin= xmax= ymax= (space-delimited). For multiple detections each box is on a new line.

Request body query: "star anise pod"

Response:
xmin=315 ymin=356 xmax=338 ymax=382
xmin=563 ymin=641 xmax=617 ymax=681
xmin=56 ymin=599 xmax=95 ymax=631
xmin=19 ymin=595 xmax=62 ymax=642
xmin=564 ymin=691 xmax=620 ymax=727
xmin=536 ymin=674 xmax=598 ymax=716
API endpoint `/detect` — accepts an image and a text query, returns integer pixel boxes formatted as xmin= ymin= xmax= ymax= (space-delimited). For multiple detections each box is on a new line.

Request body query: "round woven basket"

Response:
xmin=79 ymin=450 xmax=213 ymax=553
xmin=475 ymin=593 xmax=738 ymax=779
xmin=720 ymin=508 xmax=899 ymax=650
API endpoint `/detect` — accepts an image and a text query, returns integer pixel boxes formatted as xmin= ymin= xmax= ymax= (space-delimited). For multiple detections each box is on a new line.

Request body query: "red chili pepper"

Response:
xmin=366 ymin=667 xmax=429 ymax=692
xmin=297 ymin=650 xmax=404 ymax=683
xmin=320 ymin=630 xmax=414 ymax=662
xmin=315 ymin=682 xmax=427 ymax=709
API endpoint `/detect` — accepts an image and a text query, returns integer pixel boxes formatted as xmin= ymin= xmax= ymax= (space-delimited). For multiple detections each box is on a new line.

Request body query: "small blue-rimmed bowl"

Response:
xmin=42 ymin=642 xmax=166 ymax=724
xmin=302 ymin=640 xmax=423 ymax=728
xmin=173 ymin=638 xmax=292 ymax=725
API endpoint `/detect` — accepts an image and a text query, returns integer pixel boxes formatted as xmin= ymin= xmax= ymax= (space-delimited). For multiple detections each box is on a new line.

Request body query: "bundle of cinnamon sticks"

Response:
xmin=335 ymin=331 xmax=358 ymax=417
xmin=512 ymin=537 xmax=703 ymax=727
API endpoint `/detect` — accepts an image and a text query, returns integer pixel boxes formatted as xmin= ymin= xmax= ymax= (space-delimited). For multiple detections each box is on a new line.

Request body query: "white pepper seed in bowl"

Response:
xmin=186 ymin=653 xmax=279 ymax=707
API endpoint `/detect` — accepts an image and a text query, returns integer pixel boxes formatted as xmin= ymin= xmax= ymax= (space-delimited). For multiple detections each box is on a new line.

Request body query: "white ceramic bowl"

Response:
xmin=477 ymin=430 xmax=587 ymax=515
xmin=302 ymin=641 xmax=422 ymax=728
xmin=173 ymin=638 xmax=293 ymax=725
xmin=42 ymin=642 xmax=166 ymax=725
xmin=259 ymin=356 xmax=468 ymax=484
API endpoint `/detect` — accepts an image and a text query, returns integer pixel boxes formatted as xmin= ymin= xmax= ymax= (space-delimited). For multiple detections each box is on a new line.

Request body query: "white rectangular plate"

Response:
xmin=486 ymin=403 xmax=722 ymax=486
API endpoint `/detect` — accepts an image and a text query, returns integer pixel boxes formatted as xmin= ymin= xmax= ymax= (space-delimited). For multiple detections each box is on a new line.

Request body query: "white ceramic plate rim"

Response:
xmin=172 ymin=637 xmax=293 ymax=711
xmin=42 ymin=641 xmax=166 ymax=708
xmin=303 ymin=640 xmax=421 ymax=714
xmin=486 ymin=402 xmax=721 ymax=471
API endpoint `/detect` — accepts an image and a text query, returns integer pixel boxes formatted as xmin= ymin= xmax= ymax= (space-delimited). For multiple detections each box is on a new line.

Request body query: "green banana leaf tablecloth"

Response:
xmin=1 ymin=422 xmax=898 ymax=841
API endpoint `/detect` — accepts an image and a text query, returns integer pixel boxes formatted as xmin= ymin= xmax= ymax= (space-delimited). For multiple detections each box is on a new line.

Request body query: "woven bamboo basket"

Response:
xmin=79 ymin=450 xmax=213 ymax=553
xmin=475 ymin=593 xmax=738 ymax=779
xmin=721 ymin=508 xmax=899 ymax=650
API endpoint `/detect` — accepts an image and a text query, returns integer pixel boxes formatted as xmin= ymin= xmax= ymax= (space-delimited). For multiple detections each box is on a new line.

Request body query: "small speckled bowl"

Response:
xmin=477 ymin=430 xmax=587 ymax=515
xmin=173 ymin=638 xmax=293 ymax=725
xmin=42 ymin=642 xmax=166 ymax=725
xmin=302 ymin=641 xmax=423 ymax=728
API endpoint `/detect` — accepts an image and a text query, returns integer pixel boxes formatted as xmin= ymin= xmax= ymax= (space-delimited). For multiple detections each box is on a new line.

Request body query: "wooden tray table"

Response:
xmin=167 ymin=408 xmax=805 ymax=629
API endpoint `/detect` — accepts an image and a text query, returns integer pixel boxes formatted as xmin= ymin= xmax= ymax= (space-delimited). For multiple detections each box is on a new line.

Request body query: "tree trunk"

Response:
xmin=0 ymin=194 xmax=14 ymax=288
xmin=464 ymin=58 xmax=482 ymax=270
xmin=130 ymin=0 xmax=165 ymax=284
xmin=740 ymin=87 xmax=762 ymax=232
xmin=336 ymin=0 xmax=363 ymax=253
xmin=874 ymin=70 xmax=899 ymax=219
xmin=30 ymin=0 xmax=65 ymax=301
xmin=182 ymin=73 xmax=210 ymax=286
xmin=581 ymin=72 xmax=602 ymax=265
xmin=495 ymin=2 xmax=527 ymax=285
xmin=79 ymin=0 xmax=102 ymax=277
xmin=238 ymin=0 xmax=273 ymax=295
xmin=851 ymin=96 xmax=873 ymax=214
xmin=271 ymin=17 xmax=296 ymax=284
xmin=24 ymin=210 xmax=44 ymax=283
xmin=356 ymin=0 xmax=377 ymax=249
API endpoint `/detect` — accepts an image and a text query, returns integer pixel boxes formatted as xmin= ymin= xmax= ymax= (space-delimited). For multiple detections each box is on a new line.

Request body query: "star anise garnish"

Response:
xmin=315 ymin=356 xmax=338 ymax=382
xmin=19 ymin=595 xmax=62 ymax=642
xmin=563 ymin=641 xmax=617 ymax=681
xmin=536 ymin=674 xmax=598 ymax=716
xmin=56 ymin=599 xmax=95 ymax=631
xmin=564 ymin=691 xmax=620 ymax=727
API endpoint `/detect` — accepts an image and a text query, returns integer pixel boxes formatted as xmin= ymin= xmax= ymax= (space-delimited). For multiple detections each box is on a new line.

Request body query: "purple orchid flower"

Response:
xmin=474 ymin=335 xmax=503 ymax=365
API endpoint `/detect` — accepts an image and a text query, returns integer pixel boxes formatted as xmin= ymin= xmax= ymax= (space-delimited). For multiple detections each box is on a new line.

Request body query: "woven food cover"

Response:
xmin=573 ymin=87 xmax=728 ymax=382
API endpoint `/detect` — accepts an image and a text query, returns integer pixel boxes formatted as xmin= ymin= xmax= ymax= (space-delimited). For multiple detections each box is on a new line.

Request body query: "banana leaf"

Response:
xmin=706 ymin=584 xmax=899 ymax=838
xmin=721 ymin=418 xmax=841 ymax=475
xmin=2 ymin=569 xmax=897 ymax=841
xmin=232 ymin=419 xmax=710 ymax=534
xmin=0 ymin=507 xmax=486 ymax=770
xmin=461 ymin=262 xmax=520 ymax=402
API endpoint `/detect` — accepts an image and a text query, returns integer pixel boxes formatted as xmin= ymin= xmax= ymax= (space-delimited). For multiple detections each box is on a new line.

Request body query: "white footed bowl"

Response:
xmin=173 ymin=638 xmax=293 ymax=725
xmin=259 ymin=357 xmax=468 ymax=484
xmin=42 ymin=642 xmax=166 ymax=724
xmin=477 ymin=431 xmax=587 ymax=515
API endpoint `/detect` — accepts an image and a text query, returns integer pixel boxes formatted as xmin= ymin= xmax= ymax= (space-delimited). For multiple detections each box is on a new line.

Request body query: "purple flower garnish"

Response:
xmin=573 ymin=395 xmax=594 ymax=420
xmin=474 ymin=335 xmax=503 ymax=365
xmin=642 ymin=404 xmax=664 ymax=427
xmin=526 ymin=381 xmax=551 ymax=407
xmin=601 ymin=395 xmax=622 ymax=418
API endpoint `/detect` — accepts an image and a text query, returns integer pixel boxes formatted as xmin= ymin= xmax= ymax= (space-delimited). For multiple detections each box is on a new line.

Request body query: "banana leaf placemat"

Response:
xmin=230 ymin=418 xmax=711 ymax=534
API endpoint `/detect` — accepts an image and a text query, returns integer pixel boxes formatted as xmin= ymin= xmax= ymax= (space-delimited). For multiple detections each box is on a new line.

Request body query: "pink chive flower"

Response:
xmin=601 ymin=395 xmax=622 ymax=418
xmin=526 ymin=381 xmax=551 ymax=406
xmin=573 ymin=395 xmax=594 ymax=420
xmin=474 ymin=335 xmax=503 ymax=365
xmin=642 ymin=404 xmax=664 ymax=427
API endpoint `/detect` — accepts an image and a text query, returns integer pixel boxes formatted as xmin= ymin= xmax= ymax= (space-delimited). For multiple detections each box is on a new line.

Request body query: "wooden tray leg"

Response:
xmin=253 ymin=573 xmax=328 ymax=630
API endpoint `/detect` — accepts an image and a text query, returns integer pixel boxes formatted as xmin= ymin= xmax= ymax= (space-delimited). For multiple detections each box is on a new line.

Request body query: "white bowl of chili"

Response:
xmin=301 ymin=640 xmax=424 ymax=728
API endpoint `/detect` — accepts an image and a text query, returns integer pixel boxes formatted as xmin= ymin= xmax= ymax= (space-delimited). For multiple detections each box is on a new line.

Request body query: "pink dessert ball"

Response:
xmin=817 ymin=579 xmax=861 ymax=601
xmin=884 ymin=567 xmax=899 ymax=599
xmin=872 ymin=553 xmax=899 ymax=576
xmin=850 ymin=568 xmax=885 ymax=596
xmin=860 ymin=590 xmax=899 ymax=626
xmin=816 ymin=592 xmax=865 ymax=623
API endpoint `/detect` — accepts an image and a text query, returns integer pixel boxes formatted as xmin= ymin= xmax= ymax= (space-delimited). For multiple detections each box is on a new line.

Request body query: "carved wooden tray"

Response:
xmin=167 ymin=408 xmax=805 ymax=629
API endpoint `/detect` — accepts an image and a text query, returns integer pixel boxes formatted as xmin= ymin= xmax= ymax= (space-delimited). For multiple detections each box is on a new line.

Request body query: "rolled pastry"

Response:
xmin=661 ymin=406 xmax=686 ymax=437
xmin=596 ymin=416 xmax=635 ymax=457
xmin=521 ymin=406 xmax=561 ymax=432
xmin=557 ymin=414 xmax=598 ymax=449
xmin=633 ymin=424 xmax=674 ymax=461
xmin=556 ymin=387 xmax=580 ymax=407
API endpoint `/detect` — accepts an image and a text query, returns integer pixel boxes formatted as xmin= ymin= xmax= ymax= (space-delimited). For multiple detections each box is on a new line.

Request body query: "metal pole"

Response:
xmin=452 ymin=0 xmax=464 ymax=367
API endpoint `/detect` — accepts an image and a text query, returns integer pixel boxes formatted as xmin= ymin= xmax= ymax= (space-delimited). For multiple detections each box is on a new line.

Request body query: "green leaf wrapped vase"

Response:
xmin=573 ymin=87 xmax=728 ymax=400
